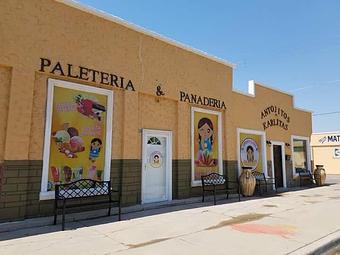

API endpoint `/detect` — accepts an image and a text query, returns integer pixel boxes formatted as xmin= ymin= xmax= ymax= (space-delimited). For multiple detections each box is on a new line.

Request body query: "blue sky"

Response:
xmin=77 ymin=0 xmax=340 ymax=132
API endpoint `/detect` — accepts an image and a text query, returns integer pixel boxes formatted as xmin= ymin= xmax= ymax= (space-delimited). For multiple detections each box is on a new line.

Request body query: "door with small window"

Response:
xmin=142 ymin=130 xmax=172 ymax=204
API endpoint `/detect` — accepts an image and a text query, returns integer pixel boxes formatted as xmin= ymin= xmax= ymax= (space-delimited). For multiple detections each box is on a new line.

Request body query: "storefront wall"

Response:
xmin=0 ymin=0 xmax=311 ymax=222
xmin=230 ymin=85 xmax=312 ymax=187
xmin=311 ymin=133 xmax=340 ymax=174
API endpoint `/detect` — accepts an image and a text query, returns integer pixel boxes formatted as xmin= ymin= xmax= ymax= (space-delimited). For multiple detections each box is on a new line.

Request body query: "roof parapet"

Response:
xmin=56 ymin=0 xmax=235 ymax=68
xmin=248 ymin=80 xmax=313 ymax=113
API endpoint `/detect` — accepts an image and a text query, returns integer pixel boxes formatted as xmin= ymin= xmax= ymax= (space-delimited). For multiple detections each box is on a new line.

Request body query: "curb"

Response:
xmin=288 ymin=229 xmax=340 ymax=255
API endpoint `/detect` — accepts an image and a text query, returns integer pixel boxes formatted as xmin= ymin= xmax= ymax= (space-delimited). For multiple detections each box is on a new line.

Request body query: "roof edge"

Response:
xmin=248 ymin=80 xmax=313 ymax=114
xmin=312 ymin=131 xmax=340 ymax=135
xmin=232 ymin=88 xmax=255 ymax=98
xmin=56 ymin=0 xmax=235 ymax=68
xmin=250 ymin=80 xmax=294 ymax=97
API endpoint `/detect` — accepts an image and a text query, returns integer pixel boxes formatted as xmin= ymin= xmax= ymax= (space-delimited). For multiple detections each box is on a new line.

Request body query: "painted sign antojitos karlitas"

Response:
xmin=47 ymin=85 xmax=108 ymax=191
xmin=240 ymin=133 xmax=263 ymax=172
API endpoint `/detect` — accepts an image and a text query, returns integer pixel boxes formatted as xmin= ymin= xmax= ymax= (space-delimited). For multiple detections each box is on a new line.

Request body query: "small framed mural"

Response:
xmin=40 ymin=79 xmax=113 ymax=200
xmin=191 ymin=107 xmax=222 ymax=186
xmin=237 ymin=129 xmax=267 ymax=176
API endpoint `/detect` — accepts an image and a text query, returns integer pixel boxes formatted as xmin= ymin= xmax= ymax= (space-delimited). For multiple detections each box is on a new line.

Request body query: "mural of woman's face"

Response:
xmin=199 ymin=123 xmax=213 ymax=141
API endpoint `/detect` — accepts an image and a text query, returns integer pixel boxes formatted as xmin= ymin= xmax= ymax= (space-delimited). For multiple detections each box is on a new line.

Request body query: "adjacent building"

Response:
xmin=311 ymin=132 xmax=340 ymax=174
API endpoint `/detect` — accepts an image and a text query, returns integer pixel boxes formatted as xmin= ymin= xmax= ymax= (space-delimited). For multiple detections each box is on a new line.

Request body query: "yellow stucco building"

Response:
xmin=0 ymin=0 xmax=312 ymax=221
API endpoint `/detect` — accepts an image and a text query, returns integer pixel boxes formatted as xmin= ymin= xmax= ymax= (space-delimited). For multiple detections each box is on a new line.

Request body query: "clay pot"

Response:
xmin=239 ymin=167 xmax=256 ymax=196
xmin=314 ymin=165 xmax=326 ymax=186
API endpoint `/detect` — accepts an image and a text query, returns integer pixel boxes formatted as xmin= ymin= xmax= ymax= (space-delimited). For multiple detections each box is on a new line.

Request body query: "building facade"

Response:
xmin=0 ymin=0 xmax=312 ymax=222
xmin=311 ymin=132 xmax=340 ymax=174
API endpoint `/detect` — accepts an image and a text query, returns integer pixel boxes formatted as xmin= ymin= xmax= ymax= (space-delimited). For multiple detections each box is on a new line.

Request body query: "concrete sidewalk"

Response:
xmin=1 ymin=184 xmax=340 ymax=255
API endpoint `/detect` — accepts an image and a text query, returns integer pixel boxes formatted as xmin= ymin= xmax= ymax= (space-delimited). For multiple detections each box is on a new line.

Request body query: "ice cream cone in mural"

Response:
xmin=96 ymin=169 xmax=103 ymax=181
xmin=73 ymin=167 xmax=83 ymax=181
xmin=88 ymin=165 xmax=96 ymax=180
xmin=51 ymin=166 xmax=60 ymax=183
xmin=63 ymin=166 xmax=72 ymax=183
xmin=239 ymin=167 xmax=256 ymax=196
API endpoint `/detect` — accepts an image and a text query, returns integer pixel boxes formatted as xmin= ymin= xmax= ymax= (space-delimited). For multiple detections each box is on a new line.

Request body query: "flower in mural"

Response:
xmin=196 ymin=152 xmax=217 ymax=167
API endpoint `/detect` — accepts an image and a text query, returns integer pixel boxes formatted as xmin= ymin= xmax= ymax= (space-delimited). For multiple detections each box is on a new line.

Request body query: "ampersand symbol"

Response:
xmin=156 ymin=85 xmax=165 ymax=96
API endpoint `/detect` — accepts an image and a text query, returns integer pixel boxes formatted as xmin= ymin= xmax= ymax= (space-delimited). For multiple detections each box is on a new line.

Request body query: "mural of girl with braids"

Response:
xmin=196 ymin=118 xmax=217 ymax=167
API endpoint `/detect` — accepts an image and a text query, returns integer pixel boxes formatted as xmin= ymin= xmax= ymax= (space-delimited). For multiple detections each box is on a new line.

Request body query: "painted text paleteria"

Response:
xmin=39 ymin=58 xmax=136 ymax=91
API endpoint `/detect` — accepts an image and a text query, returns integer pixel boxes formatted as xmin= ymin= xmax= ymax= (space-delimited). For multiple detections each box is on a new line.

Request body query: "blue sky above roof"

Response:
xmin=76 ymin=0 xmax=340 ymax=132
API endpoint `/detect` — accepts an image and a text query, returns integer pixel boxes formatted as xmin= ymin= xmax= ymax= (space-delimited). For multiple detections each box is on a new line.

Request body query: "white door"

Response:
xmin=142 ymin=129 xmax=172 ymax=204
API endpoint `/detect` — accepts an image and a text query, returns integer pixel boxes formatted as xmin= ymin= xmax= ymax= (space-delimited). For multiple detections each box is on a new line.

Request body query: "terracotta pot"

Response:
xmin=314 ymin=165 xmax=326 ymax=186
xmin=239 ymin=167 xmax=256 ymax=196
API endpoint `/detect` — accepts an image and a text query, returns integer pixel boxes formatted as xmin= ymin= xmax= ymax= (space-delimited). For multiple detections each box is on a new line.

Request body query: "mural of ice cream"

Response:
xmin=96 ymin=169 xmax=103 ymax=181
xmin=50 ymin=166 xmax=60 ymax=183
xmin=63 ymin=166 xmax=72 ymax=183
xmin=75 ymin=94 xmax=106 ymax=121
xmin=88 ymin=165 xmax=96 ymax=180
xmin=46 ymin=85 xmax=108 ymax=192
xmin=52 ymin=130 xmax=70 ymax=144
xmin=70 ymin=136 xmax=85 ymax=153
xmin=72 ymin=167 xmax=83 ymax=181
xmin=67 ymin=126 xmax=79 ymax=137
xmin=52 ymin=125 xmax=85 ymax=158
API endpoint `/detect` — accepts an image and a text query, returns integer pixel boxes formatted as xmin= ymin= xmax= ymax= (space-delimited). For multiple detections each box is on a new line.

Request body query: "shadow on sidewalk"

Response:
xmin=1 ymin=183 xmax=336 ymax=242
xmin=0 ymin=194 xmax=263 ymax=241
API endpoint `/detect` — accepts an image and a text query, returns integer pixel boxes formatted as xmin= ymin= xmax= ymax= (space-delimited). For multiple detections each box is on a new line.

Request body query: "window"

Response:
xmin=147 ymin=137 xmax=161 ymax=145
xmin=292 ymin=136 xmax=310 ymax=175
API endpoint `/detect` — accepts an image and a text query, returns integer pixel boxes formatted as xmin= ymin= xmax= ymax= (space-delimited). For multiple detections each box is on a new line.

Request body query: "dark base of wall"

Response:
xmin=0 ymin=160 xmax=142 ymax=222
xmin=0 ymin=159 xmax=298 ymax=222
xmin=172 ymin=160 xmax=239 ymax=199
